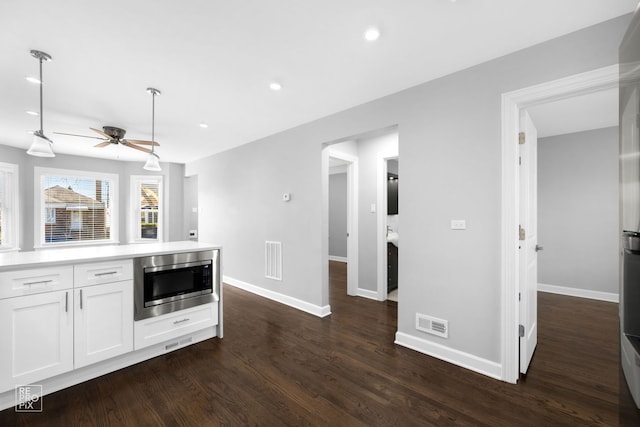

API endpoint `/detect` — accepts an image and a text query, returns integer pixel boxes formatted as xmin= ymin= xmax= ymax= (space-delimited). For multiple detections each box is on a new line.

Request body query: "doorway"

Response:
xmin=325 ymin=148 xmax=359 ymax=296
xmin=501 ymin=65 xmax=619 ymax=383
xmin=385 ymin=158 xmax=399 ymax=302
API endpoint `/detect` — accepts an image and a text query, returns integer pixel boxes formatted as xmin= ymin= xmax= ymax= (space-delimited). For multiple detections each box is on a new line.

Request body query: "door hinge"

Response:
xmin=519 ymin=156 xmax=521 ymax=165
xmin=519 ymin=225 xmax=526 ymax=241
xmin=519 ymin=324 xmax=525 ymax=337
xmin=519 ymin=132 xmax=526 ymax=144
xmin=518 ymin=292 xmax=521 ymax=301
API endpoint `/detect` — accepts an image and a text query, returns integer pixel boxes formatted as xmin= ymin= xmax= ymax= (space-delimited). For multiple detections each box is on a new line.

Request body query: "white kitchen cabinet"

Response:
xmin=74 ymin=280 xmax=133 ymax=368
xmin=0 ymin=290 xmax=73 ymax=393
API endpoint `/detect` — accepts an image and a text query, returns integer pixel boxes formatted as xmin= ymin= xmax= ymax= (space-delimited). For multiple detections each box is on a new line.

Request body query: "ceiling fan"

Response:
xmin=53 ymin=126 xmax=159 ymax=154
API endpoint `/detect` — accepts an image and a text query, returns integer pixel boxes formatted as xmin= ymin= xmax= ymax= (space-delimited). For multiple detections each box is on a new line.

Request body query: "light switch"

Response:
xmin=283 ymin=193 xmax=291 ymax=202
xmin=370 ymin=203 xmax=377 ymax=213
xmin=451 ymin=219 xmax=466 ymax=230
xmin=192 ymin=207 xmax=198 ymax=213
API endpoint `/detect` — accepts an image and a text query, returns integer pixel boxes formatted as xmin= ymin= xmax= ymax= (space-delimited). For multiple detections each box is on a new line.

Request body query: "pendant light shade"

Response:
xmin=143 ymin=87 xmax=161 ymax=171
xmin=27 ymin=131 xmax=55 ymax=157
xmin=143 ymin=152 xmax=161 ymax=171
xmin=27 ymin=50 xmax=55 ymax=157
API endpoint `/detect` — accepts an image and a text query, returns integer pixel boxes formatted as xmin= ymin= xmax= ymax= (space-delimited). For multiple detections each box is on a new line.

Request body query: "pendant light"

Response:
xmin=143 ymin=87 xmax=161 ymax=171
xmin=27 ymin=50 xmax=55 ymax=157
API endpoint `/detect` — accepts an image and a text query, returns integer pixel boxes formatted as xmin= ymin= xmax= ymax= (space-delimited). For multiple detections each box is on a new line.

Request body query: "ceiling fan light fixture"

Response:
xmin=27 ymin=49 xmax=54 ymax=157
xmin=143 ymin=152 xmax=161 ymax=171
xmin=27 ymin=130 xmax=55 ymax=157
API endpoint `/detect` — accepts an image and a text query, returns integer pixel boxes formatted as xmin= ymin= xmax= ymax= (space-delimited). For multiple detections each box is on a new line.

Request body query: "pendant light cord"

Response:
xmin=151 ymin=90 xmax=155 ymax=154
xmin=39 ymin=56 xmax=44 ymax=134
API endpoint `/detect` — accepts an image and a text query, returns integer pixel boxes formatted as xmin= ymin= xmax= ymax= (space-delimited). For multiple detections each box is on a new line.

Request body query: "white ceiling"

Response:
xmin=527 ymin=88 xmax=619 ymax=138
xmin=0 ymin=1 xmax=636 ymax=164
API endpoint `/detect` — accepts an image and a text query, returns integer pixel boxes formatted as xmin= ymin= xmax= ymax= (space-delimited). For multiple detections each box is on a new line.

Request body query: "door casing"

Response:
xmin=500 ymin=64 xmax=618 ymax=383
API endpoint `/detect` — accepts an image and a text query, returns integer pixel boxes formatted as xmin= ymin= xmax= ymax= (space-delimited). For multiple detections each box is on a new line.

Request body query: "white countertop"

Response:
xmin=0 ymin=241 xmax=221 ymax=271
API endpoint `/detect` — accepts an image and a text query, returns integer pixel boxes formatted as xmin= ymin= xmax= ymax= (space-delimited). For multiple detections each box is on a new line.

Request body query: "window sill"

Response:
xmin=34 ymin=240 xmax=121 ymax=251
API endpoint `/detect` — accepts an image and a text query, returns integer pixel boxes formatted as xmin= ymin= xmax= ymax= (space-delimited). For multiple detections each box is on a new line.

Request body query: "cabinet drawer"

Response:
xmin=0 ymin=266 xmax=73 ymax=299
xmin=74 ymin=260 xmax=133 ymax=287
xmin=134 ymin=303 xmax=218 ymax=350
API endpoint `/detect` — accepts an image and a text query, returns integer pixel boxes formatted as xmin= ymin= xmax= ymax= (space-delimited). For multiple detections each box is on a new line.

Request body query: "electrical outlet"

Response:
xmin=451 ymin=219 xmax=466 ymax=230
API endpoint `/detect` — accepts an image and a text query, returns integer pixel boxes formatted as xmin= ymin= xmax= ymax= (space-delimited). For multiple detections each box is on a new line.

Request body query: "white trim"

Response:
xmin=395 ymin=332 xmax=502 ymax=380
xmin=224 ymin=276 xmax=331 ymax=318
xmin=0 ymin=162 xmax=19 ymax=252
xmin=500 ymin=64 xmax=619 ymax=384
xmin=357 ymin=288 xmax=380 ymax=300
xmin=326 ymin=149 xmax=359 ymax=297
xmin=538 ymin=283 xmax=619 ymax=303
xmin=328 ymin=255 xmax=347 ymax=263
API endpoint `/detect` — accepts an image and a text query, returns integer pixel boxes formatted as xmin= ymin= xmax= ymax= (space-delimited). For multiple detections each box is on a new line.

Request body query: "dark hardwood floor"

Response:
xmin=1 ymin=260 xmax=639 ymax=426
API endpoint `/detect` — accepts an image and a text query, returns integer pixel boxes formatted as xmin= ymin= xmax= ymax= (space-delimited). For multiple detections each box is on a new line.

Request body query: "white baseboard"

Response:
xmin=395 ymin=332 xmax=502 ymax=380
xmin=224 ymin=276 xmax=331 ymax=318
xmin=328 ymin=255 xmax=348 ymax=263
xmin=357 ymin=288 xmax=381 ymax=301
xmin=538 ymin=283 xmax=618 ymax=303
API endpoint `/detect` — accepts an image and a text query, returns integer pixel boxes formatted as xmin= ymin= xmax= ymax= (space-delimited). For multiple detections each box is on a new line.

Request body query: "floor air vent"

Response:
xmin=265 ymin=241 xmax=282 ymax=280
xmin=415 ymin=313 xmax=449 ymax=338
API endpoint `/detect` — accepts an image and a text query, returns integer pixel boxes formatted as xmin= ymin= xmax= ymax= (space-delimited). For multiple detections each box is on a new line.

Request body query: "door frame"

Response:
xmin=500 ymin=64 xmax=618 ymax=383
xmin=326 ymin=149 xmax=359 ymax=296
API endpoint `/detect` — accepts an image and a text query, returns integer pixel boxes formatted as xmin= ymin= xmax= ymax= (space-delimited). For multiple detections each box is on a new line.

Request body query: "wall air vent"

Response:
xmin=265 ymin=241 xmax=282 ymax=280
xmin=415 ymin=313 xmax=449 ymax=338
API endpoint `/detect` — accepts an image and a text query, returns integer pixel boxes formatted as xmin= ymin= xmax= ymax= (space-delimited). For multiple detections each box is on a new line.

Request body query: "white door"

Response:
xmin=519 ymin=110 xmax=539 ymax=374
xmin=74 ymin=281 xmax=133 ymax=368
xmin=0 ymin=290 xmax=73 ymax=392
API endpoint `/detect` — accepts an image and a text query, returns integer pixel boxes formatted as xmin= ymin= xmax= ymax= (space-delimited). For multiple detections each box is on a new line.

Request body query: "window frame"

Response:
xmin=34 ymin=167 xmax=119 ymax=249
xmin=130 ymin=175 xmax=163 ymax=243
xmin=0 ymin=162 xmax=20 ymax=252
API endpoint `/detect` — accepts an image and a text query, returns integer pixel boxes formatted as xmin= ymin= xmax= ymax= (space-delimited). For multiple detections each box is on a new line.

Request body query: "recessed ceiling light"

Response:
xmin=199 ymin=123 xmax=208 ymax=129
xmin=269 ymin=82 xmax=282 ymax=91
xmin=364 ymin=27 xmax=380 ymax=41
xmin=25 ymin=76 xmax=41 ymax=84
xmin=25 ymin=110 xmax=39 ymax=116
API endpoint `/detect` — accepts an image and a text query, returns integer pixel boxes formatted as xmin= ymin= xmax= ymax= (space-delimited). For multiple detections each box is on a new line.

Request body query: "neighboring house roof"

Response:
xmin=45 ymin=185 xmax=104 ymax=209
xmin=140 ymin=184 xmax=159 ymax=208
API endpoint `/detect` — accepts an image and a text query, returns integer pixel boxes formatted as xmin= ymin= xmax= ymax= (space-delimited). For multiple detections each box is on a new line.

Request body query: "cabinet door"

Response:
xmin=0 ymin=290 xmax=73 ymax=393
xmin=74 ymin=280 xmax=133 ymax=368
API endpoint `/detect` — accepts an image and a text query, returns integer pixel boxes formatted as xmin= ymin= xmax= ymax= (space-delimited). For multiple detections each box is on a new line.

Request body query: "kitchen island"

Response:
xmin=0 ymin=241 xmax=222 ymax=411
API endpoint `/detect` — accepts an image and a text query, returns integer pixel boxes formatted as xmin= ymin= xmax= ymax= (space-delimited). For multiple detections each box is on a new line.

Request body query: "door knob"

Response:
xmin=535 ymin=245 xmax=544 ymax=252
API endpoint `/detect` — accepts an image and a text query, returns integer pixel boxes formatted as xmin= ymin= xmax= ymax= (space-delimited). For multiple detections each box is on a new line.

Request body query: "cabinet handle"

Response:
xmin=80 ymin=289 xmax=83 ymax=309
xmin=23 ymin=279 xmax=52 ymax=286
xmin=94 ymin=271 xmax=117 ymax=277
xmin=173 ymin=318 xmax=190 ymax=325
xmin=65 ymin=291 xmax=68 ymax=313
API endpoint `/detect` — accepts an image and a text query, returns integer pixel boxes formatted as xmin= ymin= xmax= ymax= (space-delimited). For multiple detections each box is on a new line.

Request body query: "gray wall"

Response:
xmin=538 ymin=126 xmax=619 ymax=294
xmin=184 ymin=175 xmax=199 ymax=241
xmin=356 ymin=131 xmax=398 ymax=291
xmin=328 ymin=172 xmax=347 ymax=258
xmin=0 ymin=143 xmax=185 ymax=251
xmin=187 ymin=15 xmax=629 ymax=365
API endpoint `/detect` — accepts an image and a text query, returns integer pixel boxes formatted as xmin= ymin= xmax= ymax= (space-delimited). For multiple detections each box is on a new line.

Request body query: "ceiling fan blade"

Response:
xmin=53 ymin=131 xmax=107 ymax=141
xmin=90 ymin=127 xmax=112 ymax=139
xmin=123 ymin=142 xmax=151 ymax=154
xmin=124 ymin=139 xmax=160 ymax=146
xmin=94 ymin=141 xmax=112 ymax=148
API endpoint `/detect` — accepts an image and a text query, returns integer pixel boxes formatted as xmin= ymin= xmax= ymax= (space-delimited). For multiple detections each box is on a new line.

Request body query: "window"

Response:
xmin=35 ymin=167 xmax=119 ymax=248
xmin=130 ymin=175 xmax=163 ymax=242
xmin=0 ymin=162 xmax=19 ymax=251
